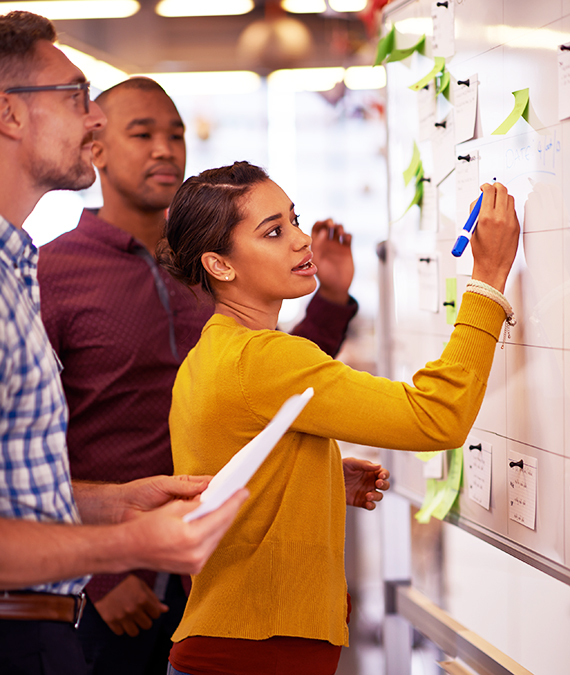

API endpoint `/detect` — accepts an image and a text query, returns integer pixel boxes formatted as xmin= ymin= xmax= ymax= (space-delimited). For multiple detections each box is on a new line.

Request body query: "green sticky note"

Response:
xmin=403 ymin=141 xmax=421 ymax=186
xmin=436 ymin=70 xmax=450 ymax=97
xmin=387 ymin=34 xmax=426 ymax=63
xmin=415 ymin=478 xmax=440 ymax=523
xmin=432 ymin=448 xmax=463 ymax=520
xmin=405 ymin=179 xmax=423 ymax=215
xmin=416 ymin=450 xmax=443 ymax=462
xmin=445 ymin=277 xmax=457 ymax=324
xmin=374 ymin=25 xmax=395 ymax=66
xmin=491 ymin=88 xmax=529 ymax=135
xmin=409 ymin=56 xmax=446 ymax=92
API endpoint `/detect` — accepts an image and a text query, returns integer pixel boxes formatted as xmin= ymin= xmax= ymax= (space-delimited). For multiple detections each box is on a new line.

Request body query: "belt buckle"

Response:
xmin=74 ymin=592 xmax=86 ymax=629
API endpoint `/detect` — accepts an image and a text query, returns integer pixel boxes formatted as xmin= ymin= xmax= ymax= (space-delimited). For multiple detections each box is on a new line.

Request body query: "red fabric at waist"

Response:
xmin=169 ymin=593 xmax=351 ymax=675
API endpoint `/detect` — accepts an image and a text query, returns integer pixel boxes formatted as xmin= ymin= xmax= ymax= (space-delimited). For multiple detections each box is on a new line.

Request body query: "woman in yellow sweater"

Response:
xmin=159 ymin=161 xmax=519 ymax=675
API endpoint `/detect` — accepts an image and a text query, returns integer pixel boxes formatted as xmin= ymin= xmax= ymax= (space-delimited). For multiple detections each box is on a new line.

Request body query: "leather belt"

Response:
xmin=0 ymin=591 xmax=86 ymax=627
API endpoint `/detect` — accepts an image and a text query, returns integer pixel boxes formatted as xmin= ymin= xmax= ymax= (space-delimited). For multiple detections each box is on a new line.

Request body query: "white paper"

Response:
xmin=420 ymin=178 xmax=438 ymax=231
xmin=558 ymin=45 xmax=570 ymax=121
xmin=184 ymin=388 xmax=314 ymax=522
xmin=507 ymin=451 xmax=537 ymax=530
xmin=453 ymin=74 xmax=478 ymax=144
xmin=464 ymin=437 xmax=492 ymax=510
xmin=418 ymin=254 xmax=439 ymax=312
xmin=418 ymin=81 xmax=437 ymax=142
xmin=454 ymin=151 xmax=479 ymax=276
xmin=423 ymin=451 xmax=444 ymax=479
xmin=431 ymin=0 xmax=455 ymax=59
xmin=433 ymin=111 xmax=456 ymax=185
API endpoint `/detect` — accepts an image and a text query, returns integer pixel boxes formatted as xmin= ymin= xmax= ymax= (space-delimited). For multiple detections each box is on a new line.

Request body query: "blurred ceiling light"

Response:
xmin=155 ymin=0 xmax=254 ymax=17
xmin=393 ymin=17 xmax=432 ymax=36
xmin=0 ymin=1 xmax=140 ymax=20
xmin=139 ymin=71 xmax=261 ymax=96
xmin=328 ymin=0 xmax=367 ymax=11
xmin=56 ymin=43 xmax=128 ymax=90
xmin=344 ymin=65 xmax=386 ymax=89
xmin=281 ymin=0 xmax=326 ymax=13
xmin=268 ymin=67 xmax=345 ymax=92
xmin=483 ymin=24 xmax=570 ymax=49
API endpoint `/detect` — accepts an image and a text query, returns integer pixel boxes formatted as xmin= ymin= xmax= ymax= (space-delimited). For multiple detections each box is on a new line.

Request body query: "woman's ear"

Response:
xmin=201 ymin=252 xmax=235 ymax=282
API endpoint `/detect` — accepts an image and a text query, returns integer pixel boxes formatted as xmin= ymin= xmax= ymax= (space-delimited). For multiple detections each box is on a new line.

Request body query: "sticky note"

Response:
xmin=491 ymin=88 xmax=543 ymax=135
xmin=445 ymin=277 xmax=457 ymax=324
xmin=415 ymin=448 xmax=463 ymax=523
xmin=409 ymin=56 xmax=446 ymax=92
xmin=374 ymin=25 xmax=395 ymax=66
xmin=403 ymin=141 xmax=421 ymax=186
xmin=436 ymin=69 xmax=451 ymax=97
xmin=387 ymin=35 xmax=426 ymax=63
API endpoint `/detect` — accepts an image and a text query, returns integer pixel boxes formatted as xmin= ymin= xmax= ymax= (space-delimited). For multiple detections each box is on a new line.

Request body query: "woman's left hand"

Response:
xmin=343 ymin=457 xmax=390 ymax=510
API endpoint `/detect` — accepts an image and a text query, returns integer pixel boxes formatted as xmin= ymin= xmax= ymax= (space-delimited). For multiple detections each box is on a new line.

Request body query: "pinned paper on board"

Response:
xmin=558 ymin=44 xmax=570 ymax=120
xmin=453 ymin=74 xmax=479 ymax=144
xmin=431 ymin=0 xmax=455 ymax=59
xmin=374 ymin=24 xmax=426 ymax=65
xmin=507 ymin=451 xmax=537 ymax=530
xmin=420 ymin=178 xmax=438 ymax=231
xmin=432 ymin=112 xmax=455 ymax=185
xmin=464 ymin=437 xmax=492 ymax=510
xmin=409 ymin=56 xmax=446 ymax=92
xmin=415 ymin=447 xmax=463 ymax=523
xmin=454 ymin=151 xmax=479 ymax=276
xmin=418 ymin=82 xmax=437 ymax=141
xmin=417 ymin=255 xmax=439 ymax=313
xmin=491 ymin=88 xmax=543 ymax=135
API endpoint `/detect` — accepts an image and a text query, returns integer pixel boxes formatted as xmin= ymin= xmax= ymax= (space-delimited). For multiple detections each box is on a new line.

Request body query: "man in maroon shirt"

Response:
xmin=37 ymin=77 xmax=370 ymax=674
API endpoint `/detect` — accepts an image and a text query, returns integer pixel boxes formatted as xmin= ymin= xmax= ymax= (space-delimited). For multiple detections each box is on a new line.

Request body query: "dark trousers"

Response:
xmin=0 ymin=618 xmax=87 ymax=675
xmin=78 ymin=574 xmax=188 ymax=675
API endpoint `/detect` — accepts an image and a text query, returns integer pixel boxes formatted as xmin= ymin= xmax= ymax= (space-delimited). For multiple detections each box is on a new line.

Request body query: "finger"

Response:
xmin=123 ymin=619 xmax=141 ymax=637
xmin=311 ymin=219 xmax=334 ymax=236
xmin=493 ymin=181 xmax=509 ymax=213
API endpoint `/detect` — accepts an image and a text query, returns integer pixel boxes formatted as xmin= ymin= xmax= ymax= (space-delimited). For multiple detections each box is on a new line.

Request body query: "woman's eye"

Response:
xmin=266 ymin=225 xmax=282 ymax=238
xmin=292 ymin=214 xmax=301 ymax=227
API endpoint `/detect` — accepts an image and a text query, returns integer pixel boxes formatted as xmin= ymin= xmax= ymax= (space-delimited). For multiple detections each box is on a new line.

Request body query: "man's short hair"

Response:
xmin=95 ymin=77 xmax=170 ymax=111
xmin=0 ymin=11 xmax=56 ymax=89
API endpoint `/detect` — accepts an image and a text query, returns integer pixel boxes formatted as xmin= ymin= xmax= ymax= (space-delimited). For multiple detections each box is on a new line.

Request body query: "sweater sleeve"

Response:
xmin=239 ymin=292 xmax=506 ymax=452
xmin=289 ymin=293 xmax=358 ymax=357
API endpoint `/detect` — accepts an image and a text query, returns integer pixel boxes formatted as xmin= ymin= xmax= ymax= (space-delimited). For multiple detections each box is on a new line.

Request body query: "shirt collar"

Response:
xmin=77 ymin=209 xmax=146 ymax=253
xmin=0 ymin=214 xmax=38 ymax=268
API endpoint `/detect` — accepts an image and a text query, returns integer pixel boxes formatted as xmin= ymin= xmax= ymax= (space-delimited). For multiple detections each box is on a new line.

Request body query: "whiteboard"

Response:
xmin=382 ymin=0 xmax=570 ymax=584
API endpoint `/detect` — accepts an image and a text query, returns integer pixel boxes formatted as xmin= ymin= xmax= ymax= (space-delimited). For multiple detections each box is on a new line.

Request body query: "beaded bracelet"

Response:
xmin=465 ymin=279 xmax=516 ymax=347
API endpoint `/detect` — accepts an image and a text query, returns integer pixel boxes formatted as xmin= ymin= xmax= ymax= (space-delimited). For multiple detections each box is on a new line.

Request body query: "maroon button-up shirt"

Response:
xmin=38 ymin=209 xmax=358 ymax=601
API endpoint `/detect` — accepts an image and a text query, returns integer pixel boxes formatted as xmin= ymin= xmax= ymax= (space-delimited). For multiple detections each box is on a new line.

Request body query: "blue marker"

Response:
xmin=451 ymin=191 xmax=483 ymax=257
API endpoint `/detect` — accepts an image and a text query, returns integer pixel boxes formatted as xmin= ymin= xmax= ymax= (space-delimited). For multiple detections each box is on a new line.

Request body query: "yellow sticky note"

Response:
xmin=409 ymin=57 xmax=446 ymax=92
xmin=444 ymin=278 xmax=457 ymax=324
xmin=436 ymin=70 xmax=450 ymax=97
xmin=491 ymin=88 xmax=529 ymax=135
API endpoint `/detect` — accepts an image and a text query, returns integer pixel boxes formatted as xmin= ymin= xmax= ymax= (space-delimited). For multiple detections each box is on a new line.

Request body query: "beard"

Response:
xmin=31 ymin=133 xmax=96 ymax=193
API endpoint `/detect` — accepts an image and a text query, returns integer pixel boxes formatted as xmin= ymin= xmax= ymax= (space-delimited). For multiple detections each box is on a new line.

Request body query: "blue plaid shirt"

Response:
xmin=0 ymin=215 xmax=88 ymax=595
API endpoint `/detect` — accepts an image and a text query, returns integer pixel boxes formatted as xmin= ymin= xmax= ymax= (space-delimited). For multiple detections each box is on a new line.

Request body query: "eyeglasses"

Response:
xmin=4 ymin=81 xmax=91 ymax=114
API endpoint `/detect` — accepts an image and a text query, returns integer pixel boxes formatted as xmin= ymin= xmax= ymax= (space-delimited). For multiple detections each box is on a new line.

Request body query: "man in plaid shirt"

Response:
xmin=0 ymin=11 xmax=248 ymax=675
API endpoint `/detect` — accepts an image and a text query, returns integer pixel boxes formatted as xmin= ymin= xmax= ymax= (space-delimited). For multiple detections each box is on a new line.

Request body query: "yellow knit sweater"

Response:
xmin=170 ymin=292 xmax=506 ymax=646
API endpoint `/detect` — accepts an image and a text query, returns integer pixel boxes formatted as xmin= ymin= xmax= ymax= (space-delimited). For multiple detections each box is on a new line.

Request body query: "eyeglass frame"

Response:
xmin=4 ymin=81 xmax=91 ymax=114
